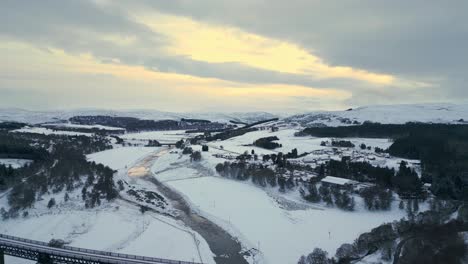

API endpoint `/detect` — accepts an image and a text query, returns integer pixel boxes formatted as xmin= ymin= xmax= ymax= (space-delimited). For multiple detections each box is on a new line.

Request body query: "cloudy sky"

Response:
xmin=1 ymin=1 xmax=467 ymax=113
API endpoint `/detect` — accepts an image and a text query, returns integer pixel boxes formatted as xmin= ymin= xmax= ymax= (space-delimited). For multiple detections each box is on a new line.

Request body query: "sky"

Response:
xmin=1 ymin=0 xmax=467 ymax=113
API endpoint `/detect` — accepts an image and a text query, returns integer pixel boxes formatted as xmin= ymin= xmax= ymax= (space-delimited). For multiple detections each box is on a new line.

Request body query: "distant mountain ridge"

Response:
xmin=2 ymin=103 xmax=468 ymax=127
xmin=285 ymin=103 xmax=468 ymax=127
xmin=0 ymin=108 xmax=280 ymax=125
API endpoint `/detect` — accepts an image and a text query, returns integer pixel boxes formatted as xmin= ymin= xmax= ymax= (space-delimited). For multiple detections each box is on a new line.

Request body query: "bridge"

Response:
xmin=0 ymin=234 xmax=202 ymax=264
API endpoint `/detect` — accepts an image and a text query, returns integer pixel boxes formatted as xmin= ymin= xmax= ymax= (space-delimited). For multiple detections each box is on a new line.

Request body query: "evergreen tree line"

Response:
xmin=253 ymin=136 xmax=282 ymax=149
xmin=318 ymin=158 xmax=423 ymax=197
xmin=300 ymin=184 xmax=355 ymax=211
xmin=0 ymin=132 xmax=117 ymax=219
xmin=298 ymin=200 xmax=467 ymax=264
xmin=215 ymin=161 xmax=296 ymax=192
xmin=301 ymin=123 xmax=468 ymax=200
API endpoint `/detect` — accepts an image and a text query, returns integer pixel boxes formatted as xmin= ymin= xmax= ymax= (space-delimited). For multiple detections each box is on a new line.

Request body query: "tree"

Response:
xmin=191 ymin=151 xmax=202 ymax=162
xmin=81 ymin=187 xmax=87 ymax=201
xmin=335 ymin=244 xmax=358 ymax=262
xmin=317 ymin=165 xmax=325 ymax=178
xmin=305 ymin=248 xmax=331 ymax=264
xmin=140 ymin=205 xmax=149 ymax=214
xmin=175 ymin=140 xmax=184 ymax=149
xmin=278 ymin=177 xmax=286 ymax=192
xmin=319 ymin=185 xmax=333 ymax=206
xmin=1 ymin=207 xmax=8 ymax=220
xmin=286 ymin=148 xmax=298 ymax=158
xmin=304 ymin=184 xmax=321 ymax=203
xmin=182 ymin=147 xmax=193 ymax=155
xmin=64 ymin=193 xmax=70 ymax=202
xmin=215 ymin=163 xmax=224 ymax=173
xmin=146 ymin=140 xmax=160 ymax=147
xmin=47 ymin=198 xmax=56 ymax=209
xmin=335 ymin=191 xmax=355 ymax=211
xmin=117 ymin=180 xmax=125 ymax=191
xmin=202 ymin=145 xmax=209 ymax=152
xmin=412 ymin=199 xmax=419 ymax=213
xmin=406 ymin=199 xmax=415 ymax=220
xmin=393 ymin=161 xmax=422 ymax=195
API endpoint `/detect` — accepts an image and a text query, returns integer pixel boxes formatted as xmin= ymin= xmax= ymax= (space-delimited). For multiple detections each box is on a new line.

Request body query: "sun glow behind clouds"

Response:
xmin=136 ymin=12 xmax=395 ymax=86
xmin=1 ymin=41 xmax=349 ymax=111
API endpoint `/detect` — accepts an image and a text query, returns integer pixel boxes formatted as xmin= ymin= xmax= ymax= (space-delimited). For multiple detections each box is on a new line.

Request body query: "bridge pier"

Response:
xmin=37 ymin=253 xmax=53 ymax=264
xmin=0 ymin=249 xmax=4 ymax=264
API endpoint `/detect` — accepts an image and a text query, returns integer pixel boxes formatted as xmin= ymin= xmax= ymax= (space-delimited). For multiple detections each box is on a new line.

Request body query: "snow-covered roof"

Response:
xmin=321 ymin=176 xmax=356 ymax=186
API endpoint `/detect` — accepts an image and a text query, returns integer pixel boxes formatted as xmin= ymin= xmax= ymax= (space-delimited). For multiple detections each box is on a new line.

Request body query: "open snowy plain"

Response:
xmin=1 ymin=118 xmax=433 ymax=264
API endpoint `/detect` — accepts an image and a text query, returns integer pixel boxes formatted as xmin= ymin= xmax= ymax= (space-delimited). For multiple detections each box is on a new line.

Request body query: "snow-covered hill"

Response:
xmin=285 ymin=103 xmax=468 ymax=127
xmin=0 ymin=108 xmax=279 ymax=125
xmin=3 ymin=103 xmax=468 ymax=127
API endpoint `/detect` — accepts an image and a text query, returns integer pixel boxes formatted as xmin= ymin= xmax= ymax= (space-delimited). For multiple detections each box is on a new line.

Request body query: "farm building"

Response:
xmin=321 ymin=176 xmax=358 ymax=188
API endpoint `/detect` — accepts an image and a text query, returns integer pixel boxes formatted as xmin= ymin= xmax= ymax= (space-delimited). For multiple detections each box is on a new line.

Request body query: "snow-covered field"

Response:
xmin=122 ymin=130 xmax=199 ymax=142
xmin=0 ymin=200 xmax=214 ymax=264
xmin=206 ymin=128 xmax=397 ymax=156
xmin=287 ymin=103 xmax=468 ymax=127
xmin=151 ymin=150 xmax=408 ymax=264
xmin=205 ymin=127 xmax=419 ymax=172
xmin=0 ymin=158 xmax=32 ymax=169
xmin=87 ymin=147 xmax=158 ymax=171
xmin=1 ymin=146 xmax=216 ymax=264
xmin=1 ymin=117 xmax=431 ymax=264
xmin=207 ymin=128 xmax=327 ymax=155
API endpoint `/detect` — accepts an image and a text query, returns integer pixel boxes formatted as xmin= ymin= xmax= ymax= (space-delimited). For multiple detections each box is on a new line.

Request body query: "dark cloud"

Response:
xmin=130 ymin=0 xmax=468 ymax=99
xmin=0 ymin=0 xmax=375 ymax=92
xmin=1 ymin=0 xmax=467 ymax=109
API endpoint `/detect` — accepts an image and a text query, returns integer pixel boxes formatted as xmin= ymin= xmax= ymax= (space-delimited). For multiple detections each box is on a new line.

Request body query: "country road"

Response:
xmin=127 ymin=148 xmax=249 ymax=264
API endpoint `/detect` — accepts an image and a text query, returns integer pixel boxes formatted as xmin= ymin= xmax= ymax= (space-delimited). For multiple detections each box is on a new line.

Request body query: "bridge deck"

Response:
xmin=0 ymin=234 xmax=202 ymax=264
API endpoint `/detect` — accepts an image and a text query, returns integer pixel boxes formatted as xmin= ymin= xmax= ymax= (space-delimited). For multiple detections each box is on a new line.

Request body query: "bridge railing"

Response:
xmin=0 ymin=234 xmax=202 ymax=264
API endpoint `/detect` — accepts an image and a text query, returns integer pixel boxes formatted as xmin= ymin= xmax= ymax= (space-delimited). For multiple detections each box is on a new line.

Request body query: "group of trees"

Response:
xmin=359 ymin=186 xmax=393 ymax=210
xmin=146 ymin=140 xmax=160 ymax=147
xmin=300 ymin=183 xmax=355 ymax=211
xmin=394 ymin=161 xmax=423 ymax=197
xmin=1 ymin=132 xmax=119 ymax=218
xmin=206 ymin=127 xmax=258 ymax=141
xmin=301 ymin=123 xmax=468 ymax=201
xmin=298 ymin=200 xmax=467 ymax=264
xmin=253 ymin=136 xmax=282 ymax=149
xmin=69 ymin=115 xmax=227 ymax=132
xmin=318 ymin=157 xmax=424 ymax=199
xmin=262 ymin=149 xmax=302 ymax=167
xmin=191 ymin=151 xmax=202 ymax=162
xmin=81 ymin=163 xmax=118 ymax=208
xmin=0 ymin=164 xmax=16 ymax=191
xmin=178 ymin=145 xmax=202 ymax=162
xmin=331 ymin=140 xmax=355 ymax=148
xmin=0 ymin=122 xmax=26 ymax=131
xmin=215 ymin=161 xmax=296 ymax=191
